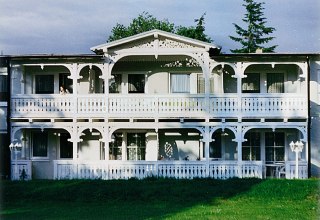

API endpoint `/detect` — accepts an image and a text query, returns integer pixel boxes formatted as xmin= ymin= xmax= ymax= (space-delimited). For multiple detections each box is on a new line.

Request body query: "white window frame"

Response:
xmin=243 ymin=70 xmax=287 ymax=94
xmin=31 ymin=131 xmax=49 ymax=160
xmin=170 ymin=73 xmax=190 ymax=93
xmin=33 ymin=73 xmax=56 ymax=94
xmin=0 ymin=72 xmax=8 ymax=103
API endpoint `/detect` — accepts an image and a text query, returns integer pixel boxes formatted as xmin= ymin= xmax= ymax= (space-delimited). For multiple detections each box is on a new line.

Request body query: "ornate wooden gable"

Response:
xmin=91 ymin=29 xmax=220 ymax=58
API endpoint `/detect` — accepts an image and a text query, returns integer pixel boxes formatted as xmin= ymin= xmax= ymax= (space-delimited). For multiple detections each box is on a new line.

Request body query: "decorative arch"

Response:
xmin=242 ymin=62 xmax=307 ymax=78
xmin=11 ymin=126 xmax=73 ymax=142
xmin=209 ymin=62 xmax=236 ymax=74
xmin=209 ymin=126 xmax=237 ymax=140
xmin=77 ymin=126 xmax=104 ymax=139
xmin=242 ymin=126 xmax=307 ymax=142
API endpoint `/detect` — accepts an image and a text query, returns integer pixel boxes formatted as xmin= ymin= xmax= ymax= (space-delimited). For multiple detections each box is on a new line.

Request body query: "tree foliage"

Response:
xmin=229 ymin=0 xmax=277 ymax=53
xmin=107 ymin=12 xmax=212 ymax=43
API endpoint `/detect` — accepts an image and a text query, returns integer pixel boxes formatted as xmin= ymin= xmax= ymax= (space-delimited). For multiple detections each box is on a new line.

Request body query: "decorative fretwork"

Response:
xmin=158 ymin=38 xmax=197 ymax=49
xmin=186 ymin=57 xmax=200 ymax=67
xmin=129 ymin=39 xmax=155 ymax=49
xmin=162 ymin=60 xmax=183 ymax=68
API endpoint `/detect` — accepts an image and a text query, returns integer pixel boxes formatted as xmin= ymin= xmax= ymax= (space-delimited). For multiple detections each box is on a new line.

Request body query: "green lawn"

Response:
xmin=1 ymin=178 xmax=319 ymax=220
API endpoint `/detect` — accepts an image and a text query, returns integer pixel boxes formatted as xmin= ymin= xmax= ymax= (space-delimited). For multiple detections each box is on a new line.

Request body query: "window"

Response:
xmin=35 ymin=75 xmax=54 ymax=94
xmin=171 ymin=73 xmax=190 ymax=93
xmin=109 ymin=133 xmax=123 ymax=160
xmin=0 ymin=75 xmax=7 ymax=101
xmin=128 ymin=74 xmax=145 ymax=93
xmin=242 ymin=73 xmax=260 ymax=93
xmin=197 ymin=74 xmax=214 ymax=93
xmin=110 ymin=74 xmax=122 ymax=93
xmin=209 ymin=132 xmax=221 ymax=158
xmin=223 ymin=72 xmax=237 ymax=93
xmin=32 ymin=131 xmax=48 ymax=158
xmin=267 ymin=73 xmax=284 ymax=93
xmin=265 ymin=132 xmax=285 ymax=162
xmin=127 ymin=133 xmax=146 ymax=160
xmin=209 ymin=132 xmax=222 ymax=158
xmin=242 ymin=132 xmax=261 ymax=161
xmin=60 ymin=133 xmax=73 ymax=159
xmin=59 ymin=73 xmax=73 ymax=94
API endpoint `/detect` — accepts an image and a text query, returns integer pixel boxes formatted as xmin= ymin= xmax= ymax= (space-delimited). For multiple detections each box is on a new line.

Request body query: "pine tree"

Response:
xmin=229 ymin=0 xmax=277 ymax=53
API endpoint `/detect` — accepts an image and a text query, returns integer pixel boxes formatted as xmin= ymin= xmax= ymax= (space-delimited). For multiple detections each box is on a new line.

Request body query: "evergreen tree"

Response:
xmin=229 ymin=0 xmax=277 ymax=53
xmin=107 ymin=12 xmax=212 ymax=43
xmin=176 ymin=13 xmax=212 ymax=43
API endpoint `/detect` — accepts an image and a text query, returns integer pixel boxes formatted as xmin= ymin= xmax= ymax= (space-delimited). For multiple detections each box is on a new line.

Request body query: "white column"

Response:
xmin=236 ymin=125 xmax=243 ymax=178
xmin=104 ymin=128 xmax=109 ymax=160
xmin=122 ymin=132 xmax=127 ymax=161
xmin=204 ymin=126 xmax=210 ymax=177
xmin=235 ymin=62 xmax=244 ymax=121
xmin=70 ymin=127 xmax=79 ymax=161
xmin=69 ymin=64 xmax=79 ymax=115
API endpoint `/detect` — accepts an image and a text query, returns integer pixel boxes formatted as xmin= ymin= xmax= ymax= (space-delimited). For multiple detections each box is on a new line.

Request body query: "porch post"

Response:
xmin=235 ymin=62 xmax=244 ymax=121
xmin=204 ymin=126 xmax=210 ymax=177
xmin=70 ymin=126 xmax=79 ymax=161
xmin=104 ymin=127 xmax=109 ymax=160
xmin=102 ymin=63 xmax=109 ymax=96
xmin=69 ymin=63 xmax=79 ymax=115
xmin=236 ymin=125 xmax=243 ymax=178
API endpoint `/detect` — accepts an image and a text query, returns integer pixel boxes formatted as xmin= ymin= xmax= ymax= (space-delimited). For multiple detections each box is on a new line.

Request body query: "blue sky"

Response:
xmin=1 ymin=0 xmax=319 ymax=55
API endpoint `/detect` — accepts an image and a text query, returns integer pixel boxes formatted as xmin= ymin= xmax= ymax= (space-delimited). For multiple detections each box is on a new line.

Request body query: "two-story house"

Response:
xmin=4 ymin=30 xmax=319 ymax=180
xmin=0 ymin=56 xmax=10 ymax=178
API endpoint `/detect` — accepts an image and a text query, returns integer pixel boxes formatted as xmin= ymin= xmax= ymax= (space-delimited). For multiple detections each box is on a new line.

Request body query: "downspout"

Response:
xmin=6 ymin=57 xmax=11 ymax=179
xmin=306 ymin=56 xmax=311 ymax=178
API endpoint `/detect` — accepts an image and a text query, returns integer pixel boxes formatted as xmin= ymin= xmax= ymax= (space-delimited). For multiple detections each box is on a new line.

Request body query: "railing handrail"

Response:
xmin=11 ymin=94 xmax=308 ymax=118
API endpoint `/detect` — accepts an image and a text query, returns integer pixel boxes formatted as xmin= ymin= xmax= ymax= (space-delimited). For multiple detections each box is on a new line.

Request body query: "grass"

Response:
xmin=1 ymin=178 xmax=319 ymax=220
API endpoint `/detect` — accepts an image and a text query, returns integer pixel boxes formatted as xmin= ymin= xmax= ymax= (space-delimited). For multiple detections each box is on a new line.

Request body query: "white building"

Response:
xmin=4 ymin=30 xmax=320 ymax=180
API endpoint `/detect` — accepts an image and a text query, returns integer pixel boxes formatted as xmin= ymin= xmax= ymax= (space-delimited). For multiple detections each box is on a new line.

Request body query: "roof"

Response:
xmin=90 ymin=29 xmax=221 ymax=54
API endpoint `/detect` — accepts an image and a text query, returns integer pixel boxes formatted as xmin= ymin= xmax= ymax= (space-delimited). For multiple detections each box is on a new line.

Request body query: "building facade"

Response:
xmin=3 ymin=30 xmax=319 ymax=180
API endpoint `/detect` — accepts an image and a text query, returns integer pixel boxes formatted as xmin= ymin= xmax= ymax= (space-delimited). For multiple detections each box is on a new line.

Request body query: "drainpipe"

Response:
xmin=6 ymin=57 xmax=12 ymax=179
xmin=306 ymin=56 xmax=311 ymax=178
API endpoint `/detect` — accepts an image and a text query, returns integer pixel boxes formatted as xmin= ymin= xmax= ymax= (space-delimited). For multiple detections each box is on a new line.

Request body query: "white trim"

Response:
xmin=91 ymin=29 xmax=219 ymax=52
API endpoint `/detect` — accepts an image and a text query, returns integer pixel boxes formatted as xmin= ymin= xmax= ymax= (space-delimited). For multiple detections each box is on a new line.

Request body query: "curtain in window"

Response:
xmin=127 ymin=133 xmax=146 ymax=160
xmin=267 ymin=73 xmax=284 ymax=93
xmin=242 ymin=73 xmax=260 ymax=93
xmin=197 ymin=74 xmax=214 ymax=93
xmin=171 ymin=74 xmax=190 ymax=93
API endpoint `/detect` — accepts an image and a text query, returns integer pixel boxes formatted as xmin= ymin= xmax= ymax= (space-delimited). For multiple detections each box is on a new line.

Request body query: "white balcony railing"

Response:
xmin=11 ymin=94 xmax=307 ymax=118
xmin=53 ymin=160 xmax=264 ymax=180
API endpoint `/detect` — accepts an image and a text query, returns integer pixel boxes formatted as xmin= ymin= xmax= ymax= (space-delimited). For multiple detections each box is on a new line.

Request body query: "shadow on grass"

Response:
xmin=1 ymin=178 xmax=318 ymax=219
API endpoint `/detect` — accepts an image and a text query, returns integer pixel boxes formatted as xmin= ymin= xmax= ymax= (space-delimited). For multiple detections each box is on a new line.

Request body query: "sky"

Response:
xmin=1 ymin=0 xmax=319 ymax=55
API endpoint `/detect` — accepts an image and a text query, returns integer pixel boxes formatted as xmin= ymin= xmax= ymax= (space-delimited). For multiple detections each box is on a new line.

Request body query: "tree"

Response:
xmin=229 ymin=0 xmax=277 ymax=53
xmin=176 ymin=13 xmax=212 ymax=43
xmin=107 ymin=12 xmax=212 ymax=43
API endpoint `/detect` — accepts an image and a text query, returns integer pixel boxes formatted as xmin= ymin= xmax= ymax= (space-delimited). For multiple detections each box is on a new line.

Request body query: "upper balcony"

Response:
xmin=9 ymin=48 xmax=309 ymax=121
xmin=11 ymin=93 xmax=307 ymax=119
